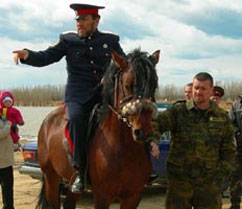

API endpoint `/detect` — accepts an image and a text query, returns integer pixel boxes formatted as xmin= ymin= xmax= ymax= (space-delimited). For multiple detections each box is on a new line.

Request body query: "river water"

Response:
xmin=17 ymin=106 xmax=57 ymax=141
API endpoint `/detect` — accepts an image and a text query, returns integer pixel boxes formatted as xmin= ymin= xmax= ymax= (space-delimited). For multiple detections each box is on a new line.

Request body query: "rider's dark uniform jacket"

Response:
xmin=21 ymin=29 xmax=125 ymax=104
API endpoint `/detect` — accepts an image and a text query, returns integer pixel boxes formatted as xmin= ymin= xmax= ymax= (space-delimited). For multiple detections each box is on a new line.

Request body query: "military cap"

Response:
xmin=212 ymin=86 xmax=224 ymax=98
xmin=70 ymin=3 xmax=105 ymax=20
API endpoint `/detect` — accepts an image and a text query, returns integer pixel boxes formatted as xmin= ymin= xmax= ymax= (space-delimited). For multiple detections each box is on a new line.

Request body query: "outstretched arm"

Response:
xmin=13 ymin=50 xmax=29 ymax=65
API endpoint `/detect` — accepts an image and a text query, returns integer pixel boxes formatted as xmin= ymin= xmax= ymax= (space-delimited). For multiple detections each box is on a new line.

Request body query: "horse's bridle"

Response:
xmin=108 ymin=104 xmax=133 ymax=128
xmin=109 ymin=69 xmax=133 ymax=128
xmin=108 ymin=69 xmax=157 ymax=128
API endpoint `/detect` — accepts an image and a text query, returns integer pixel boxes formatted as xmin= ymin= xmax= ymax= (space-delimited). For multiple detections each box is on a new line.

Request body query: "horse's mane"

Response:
xmin=98 ymin=48 xmax=158 ymax=121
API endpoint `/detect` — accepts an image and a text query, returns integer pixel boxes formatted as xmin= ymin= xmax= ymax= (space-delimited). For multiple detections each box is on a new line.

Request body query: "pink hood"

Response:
xmin=0 ymin=91 xmax=15 ymax=108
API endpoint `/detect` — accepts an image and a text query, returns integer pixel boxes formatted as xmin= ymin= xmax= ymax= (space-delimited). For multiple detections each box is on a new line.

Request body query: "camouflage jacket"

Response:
xmin=228 ymin=96 xmax=242 ymax=134
xmin=153 ymin=99 xmax=236 ymax=179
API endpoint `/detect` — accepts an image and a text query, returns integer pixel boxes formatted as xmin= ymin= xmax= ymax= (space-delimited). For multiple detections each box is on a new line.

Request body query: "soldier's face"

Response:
xmin=76 ymin=15 xmax=99 ymax=37
xmin=184 ymin=85 xmax=192 ymax=100
xmin=210 ymin=95 xmax=221 ymax=105
xmin=192 ymin=78 xmax=213 ymax=107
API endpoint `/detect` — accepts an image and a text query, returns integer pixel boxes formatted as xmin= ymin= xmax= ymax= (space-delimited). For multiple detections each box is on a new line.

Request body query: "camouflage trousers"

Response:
xmin=166 ymin=162 xmax=222 ymax=209
xmin=229 ymin=160 xmax=242 ymax=208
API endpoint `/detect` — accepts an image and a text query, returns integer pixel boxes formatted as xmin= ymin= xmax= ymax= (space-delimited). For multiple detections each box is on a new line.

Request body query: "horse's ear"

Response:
xmin=111 ymin=51 xmax=128 ymax=69
xmin=150 ymin=50 xmax=160 ymax=65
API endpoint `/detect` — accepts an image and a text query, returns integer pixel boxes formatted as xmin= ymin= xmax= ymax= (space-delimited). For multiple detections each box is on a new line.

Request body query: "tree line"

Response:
xmin=3 ymin=81 xmax=242 ymax=106
xmin=156 ymin=81 xmax=242 ymax=101
xmin=6 ymin=85 xmax=65 ymax=106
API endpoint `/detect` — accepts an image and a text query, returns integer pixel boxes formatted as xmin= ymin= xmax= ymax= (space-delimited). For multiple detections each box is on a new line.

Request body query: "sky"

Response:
xmin=1 ymin=0 xmax=242 ymax=89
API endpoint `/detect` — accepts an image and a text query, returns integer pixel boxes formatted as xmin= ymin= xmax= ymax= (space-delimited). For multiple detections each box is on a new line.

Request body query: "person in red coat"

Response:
xmin=0 ymin=91 xmax=24 ymax=151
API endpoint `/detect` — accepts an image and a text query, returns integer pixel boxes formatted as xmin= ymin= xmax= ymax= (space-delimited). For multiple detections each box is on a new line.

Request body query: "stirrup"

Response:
xmin=70 ymin=175 xmax=84 ymax=194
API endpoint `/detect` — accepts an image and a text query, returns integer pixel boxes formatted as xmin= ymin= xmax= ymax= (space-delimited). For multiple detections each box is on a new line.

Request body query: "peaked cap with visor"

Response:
xmin=212 ymin=86 xmax=224 ymax=98
xmin=70 ymin=3 xmax=105 ymax=20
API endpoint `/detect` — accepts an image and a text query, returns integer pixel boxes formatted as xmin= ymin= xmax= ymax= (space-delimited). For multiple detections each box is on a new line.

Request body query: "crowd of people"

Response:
xmin=0 ymin=2 xmax=240 ymax=209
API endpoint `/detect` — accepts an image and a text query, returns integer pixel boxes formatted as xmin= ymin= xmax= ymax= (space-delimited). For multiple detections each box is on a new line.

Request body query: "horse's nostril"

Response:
xmin=134 ymin=129 xmax=143 ymax=139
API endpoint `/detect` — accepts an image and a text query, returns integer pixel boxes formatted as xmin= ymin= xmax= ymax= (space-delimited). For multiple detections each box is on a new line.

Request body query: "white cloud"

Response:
xmin=0 ymin=0 xmax=241 ymax=89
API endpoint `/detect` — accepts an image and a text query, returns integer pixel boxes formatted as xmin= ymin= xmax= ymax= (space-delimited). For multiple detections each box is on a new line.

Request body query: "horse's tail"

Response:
xmin=35 ymin=178 xmax=52 ymax=209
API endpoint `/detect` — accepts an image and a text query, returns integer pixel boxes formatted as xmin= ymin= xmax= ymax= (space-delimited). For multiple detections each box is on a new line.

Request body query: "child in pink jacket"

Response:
xmin=0 ymin=91 xmax=24 ymax=151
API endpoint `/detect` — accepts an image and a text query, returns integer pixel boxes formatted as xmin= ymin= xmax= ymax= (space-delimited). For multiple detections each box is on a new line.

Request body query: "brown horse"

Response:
xmin=36 ymin=48 xmax=160 ymax=209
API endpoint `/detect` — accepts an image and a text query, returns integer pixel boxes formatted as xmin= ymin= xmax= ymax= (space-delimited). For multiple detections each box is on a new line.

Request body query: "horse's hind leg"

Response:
xmin=120 ymin=193 xmax=142 ymax=209
xmin=44 ymin=171 xmax=61 ymax=209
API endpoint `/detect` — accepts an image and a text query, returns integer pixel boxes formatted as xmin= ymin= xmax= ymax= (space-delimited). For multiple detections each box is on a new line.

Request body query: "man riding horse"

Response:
xmin=13 ymin=3 xmax=125 ymax=193
xmin=13 ymin=3 xmax=160 ymax=195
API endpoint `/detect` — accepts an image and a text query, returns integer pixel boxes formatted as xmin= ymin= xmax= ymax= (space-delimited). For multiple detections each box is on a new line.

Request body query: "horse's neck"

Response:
xmin=101 ymin=112 xmax=132 ymax=144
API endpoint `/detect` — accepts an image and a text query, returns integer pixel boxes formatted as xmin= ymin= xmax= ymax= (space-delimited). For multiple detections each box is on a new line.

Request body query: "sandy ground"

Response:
xmin=0 ymin=151 xmax=238 ymax=209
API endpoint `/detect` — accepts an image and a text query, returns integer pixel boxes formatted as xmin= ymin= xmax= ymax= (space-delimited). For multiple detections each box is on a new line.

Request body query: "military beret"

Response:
xmin=70 ymin=3 xmax=105 ymax=20
xmin=212 ymin=86 xmax=224 ymax=98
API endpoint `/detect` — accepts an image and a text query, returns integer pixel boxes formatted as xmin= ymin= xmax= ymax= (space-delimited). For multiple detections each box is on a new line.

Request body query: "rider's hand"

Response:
xmin=150 ymin=141 xmax=160 ymax=159
xmin=12 ymin=50 xmax=29 ymax=65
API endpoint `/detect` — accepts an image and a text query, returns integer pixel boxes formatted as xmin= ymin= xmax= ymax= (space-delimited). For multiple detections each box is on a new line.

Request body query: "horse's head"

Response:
xmin=102 ymin=48 xmax=160 ymax=143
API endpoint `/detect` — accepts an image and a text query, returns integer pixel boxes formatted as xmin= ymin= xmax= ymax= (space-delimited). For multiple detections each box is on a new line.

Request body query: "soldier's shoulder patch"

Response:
xmin=209 ymin=116 xmax=226 ymax=122
xmin=61 ymin=30 xmax=77 ymax=35
xmin=99 ymin=30 xmax=119 ymax=37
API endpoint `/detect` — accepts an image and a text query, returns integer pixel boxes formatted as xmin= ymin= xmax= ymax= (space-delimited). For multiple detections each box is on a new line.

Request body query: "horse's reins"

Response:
xmin=108 ymin=105 xmax=132 ymax=128
xmin=109 ymin=69 xmax=133 ymax=128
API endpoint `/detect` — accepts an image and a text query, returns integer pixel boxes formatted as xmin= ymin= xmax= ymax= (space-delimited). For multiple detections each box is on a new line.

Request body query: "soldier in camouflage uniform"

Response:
xmin=228 ymin=95 xmax=242 ymax=209
xmin=184 ymin=82 xmax=193 ymax=100
xmin=210 ymin=86 xmax=224 ymax=106
xmin=151 ymin=72 xmax=236 ymax=209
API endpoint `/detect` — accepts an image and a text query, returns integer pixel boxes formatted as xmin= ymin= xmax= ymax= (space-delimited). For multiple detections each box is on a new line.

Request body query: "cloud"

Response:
xmin=0 ymin=0 xmax=242 ymax=89
xmin=177 ymin=8 xmax=242 ymax=39
xmin=100 ymin=8 xmax=154 ymax=40
xmin=154 ymin=0 xmax=242 ymax=39
xmin=0 ymin=1 xmax=74 ymax=42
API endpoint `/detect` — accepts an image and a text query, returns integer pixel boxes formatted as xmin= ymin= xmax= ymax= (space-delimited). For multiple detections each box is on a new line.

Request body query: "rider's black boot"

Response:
xmin=70 ymin=169 xmax=84 ymax=194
